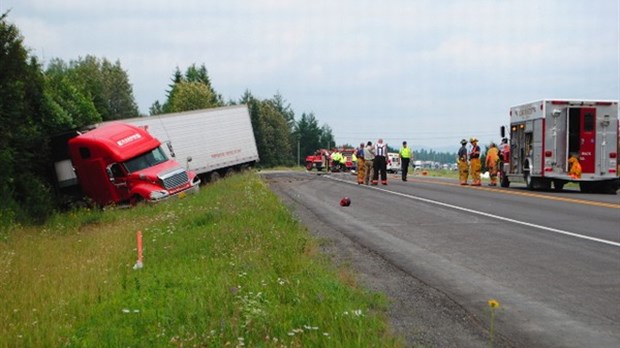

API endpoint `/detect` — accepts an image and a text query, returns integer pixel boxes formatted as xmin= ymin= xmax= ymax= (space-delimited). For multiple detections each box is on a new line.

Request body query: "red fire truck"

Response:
xmin=52 ymin=122 xmax=200 ymax=206
xmin=499 ymin=99 xmax=619 ymax=193
xmin=305 ymin=147 xmax=356 ymax=172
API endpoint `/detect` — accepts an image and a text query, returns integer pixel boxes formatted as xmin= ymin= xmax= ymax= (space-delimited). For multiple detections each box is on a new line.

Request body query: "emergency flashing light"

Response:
xmin=610 ymin=153 xmax=617 ymax=159
xmin=544 ymin=167 xmax=553 ymax=172
xmin=545 ymin=151 xmax=552 ymax=157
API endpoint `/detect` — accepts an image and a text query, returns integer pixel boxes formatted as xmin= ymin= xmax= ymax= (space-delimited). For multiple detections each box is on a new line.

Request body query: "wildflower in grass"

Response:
xmin=487 ymin=299 xmax=501 ymax=347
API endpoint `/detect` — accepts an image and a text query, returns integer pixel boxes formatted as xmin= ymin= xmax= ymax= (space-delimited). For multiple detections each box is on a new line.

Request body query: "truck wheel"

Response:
xmin=579 ymin=182 xmax=594 ymax=193
xmin=500 ymin=171 xmax=510 ymax=187
xmin=524 ymin=171 xmax=534 ymax=190
xmin=210 ymin=171 xmax=221 ymax=183
xmin=305 ymin=162 xmax=313 ymax=171
xmin=130 ymin=195 xmax=144 ymax=206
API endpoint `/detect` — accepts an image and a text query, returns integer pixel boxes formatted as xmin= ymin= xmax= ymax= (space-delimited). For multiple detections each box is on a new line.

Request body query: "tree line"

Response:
xmin=0 ymin=13 xmax=334 ymax=224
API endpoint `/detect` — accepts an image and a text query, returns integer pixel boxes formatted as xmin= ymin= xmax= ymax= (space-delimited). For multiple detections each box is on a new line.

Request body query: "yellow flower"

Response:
xmin=488 ymin=299 xmax=500 ymax=309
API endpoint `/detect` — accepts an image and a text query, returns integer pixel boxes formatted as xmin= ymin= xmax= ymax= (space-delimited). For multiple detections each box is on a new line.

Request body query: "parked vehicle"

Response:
xmin=51 ymin=122 xmax=200 ymax=207
xmin=306 ymin=147 xmax=355 ymax=172
xmin=305 ymin=149 xmax=330 ymax=171
xmin=120 ymin=105 xmax=260 ymax=182
xmin=387 ymin=153 xmax=401 ymax=173
xmin=499 ymin=99 xmax=619 ymax=193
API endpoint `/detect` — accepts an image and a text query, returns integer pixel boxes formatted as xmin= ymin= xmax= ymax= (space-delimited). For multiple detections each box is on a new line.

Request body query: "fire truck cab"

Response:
xmin=500 ymin=99 xmax=619 ymax=193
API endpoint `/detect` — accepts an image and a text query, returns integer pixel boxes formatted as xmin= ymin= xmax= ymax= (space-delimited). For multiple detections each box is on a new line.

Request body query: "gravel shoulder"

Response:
xmin=266 ymin=173 xmax=515 ymax=348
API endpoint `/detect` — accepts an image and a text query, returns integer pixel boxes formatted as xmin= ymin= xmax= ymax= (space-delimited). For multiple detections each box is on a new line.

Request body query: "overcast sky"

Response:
xmin=3 ymin=0 xmax=619 ymax=151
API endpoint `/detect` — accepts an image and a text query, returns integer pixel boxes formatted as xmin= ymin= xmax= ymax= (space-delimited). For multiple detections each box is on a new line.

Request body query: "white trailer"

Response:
xmin=500 ymin=99 xmax=619 ymax=193
xmin=119 ymin=105 xmax=259 ymax=182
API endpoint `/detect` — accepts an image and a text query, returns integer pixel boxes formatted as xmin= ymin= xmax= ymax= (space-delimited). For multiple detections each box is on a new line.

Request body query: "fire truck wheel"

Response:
xmin=500 ymin=172 xmax=510 ymax=187
xmin=524 ymin=172 xmax=534 ymax=190
xmin=305 ymin=162 xmax=313 ymax=171
xmin=210 ymin=171 xmax=221 ymax=183
xmin=579 ymin=181 xmax=594 ymax=193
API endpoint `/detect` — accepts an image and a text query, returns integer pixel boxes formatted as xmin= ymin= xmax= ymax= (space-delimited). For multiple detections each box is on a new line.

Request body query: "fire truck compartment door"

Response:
xmin=579 ymin=108 xmax=596 ymax=173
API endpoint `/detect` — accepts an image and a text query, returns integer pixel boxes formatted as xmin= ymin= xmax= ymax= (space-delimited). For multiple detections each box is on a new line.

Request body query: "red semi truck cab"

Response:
xmin=55 ymin=122 xmax=200 ymax=206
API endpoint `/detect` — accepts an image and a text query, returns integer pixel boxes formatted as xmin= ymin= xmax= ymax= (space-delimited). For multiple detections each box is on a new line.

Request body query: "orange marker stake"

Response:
xmin=134 ymin=231 xmax=144 ymax=270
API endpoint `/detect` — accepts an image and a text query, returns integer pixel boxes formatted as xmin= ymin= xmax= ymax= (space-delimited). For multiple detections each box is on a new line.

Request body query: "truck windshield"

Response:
xmin=123 ymin=147 xmax=168 ymax=173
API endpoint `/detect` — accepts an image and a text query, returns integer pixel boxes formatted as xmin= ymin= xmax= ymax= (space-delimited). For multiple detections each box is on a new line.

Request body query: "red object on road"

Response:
xmin=340 ymin=197 xmax=351 ymax=206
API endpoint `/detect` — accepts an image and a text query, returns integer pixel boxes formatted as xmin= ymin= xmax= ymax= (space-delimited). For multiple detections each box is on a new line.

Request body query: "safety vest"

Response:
xmin=399 ymin=147 xmax=411 ymax=159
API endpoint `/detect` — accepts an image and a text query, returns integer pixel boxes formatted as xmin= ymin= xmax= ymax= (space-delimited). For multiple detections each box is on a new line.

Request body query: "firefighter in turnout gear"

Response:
xmin=568 ymin=155 xmax=582 ymax=179
xmin=363 ymin=141 xmax=375 ymax=185
xmin=485 ymin=142 xmax=499 ymax=186
xmin=372 ymin=138 xmax=388 ymax=185
xmin=458 ymin=139 xmax=469 ymax=185
xmin=469 ymin=137 xmax=482 ymax=186
xmin=355 ymin=143 xmax=365 ymax=184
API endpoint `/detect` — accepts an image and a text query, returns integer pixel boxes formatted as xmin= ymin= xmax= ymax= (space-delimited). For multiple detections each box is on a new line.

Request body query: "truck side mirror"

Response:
xmin=500 ymin=126 xmax=506 ymax=138
xmin=187 ymin=156 xmax=193 ymax=163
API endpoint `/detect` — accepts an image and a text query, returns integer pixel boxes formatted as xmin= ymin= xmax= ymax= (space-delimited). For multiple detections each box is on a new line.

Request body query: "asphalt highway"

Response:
xmin=263 ymin=170 xmax=620 ymax=348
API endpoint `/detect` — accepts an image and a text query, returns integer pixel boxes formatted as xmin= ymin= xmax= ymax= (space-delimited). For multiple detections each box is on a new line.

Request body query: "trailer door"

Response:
xmin=570 ymin=108 xmax=597 ymax=173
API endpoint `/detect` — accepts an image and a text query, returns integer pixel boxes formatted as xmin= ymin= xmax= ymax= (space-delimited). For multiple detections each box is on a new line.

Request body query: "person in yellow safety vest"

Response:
xmin=399 ymin=141 xmax=413 ymax=182
xmin=469 ymin=137 xmax=482 ymax=186
xmin=355 ymin=143 xmax=365 ymax=184
xmin=457 ymin=139 xmax=469 ymax=185
xmin=568 ymin=155 xmax=582 ymax=179
xmin=339 ymin=151 xmax=347 ymax=170
xmin=330 ymin=149 xmax=342 ymax=171
xmin=485 ymin=142 xmax=499 ymax=186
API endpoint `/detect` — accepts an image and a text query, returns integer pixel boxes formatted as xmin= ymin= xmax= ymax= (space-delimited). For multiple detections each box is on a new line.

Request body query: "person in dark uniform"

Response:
xmin=372 ymin=138 xmax=388 ymax=185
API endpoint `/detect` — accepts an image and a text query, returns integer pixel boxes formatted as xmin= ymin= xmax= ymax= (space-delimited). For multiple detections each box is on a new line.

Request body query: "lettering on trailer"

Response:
xmin=211 ymin=149 xmax=242 ymax=158
xmin=516 ymin=106 xmax=537 ymax=118
xmin=117 ymin=133 xmax=142 ymax=146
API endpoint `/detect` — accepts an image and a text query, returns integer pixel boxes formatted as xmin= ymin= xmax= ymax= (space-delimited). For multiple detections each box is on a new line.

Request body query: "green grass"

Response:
xmin=0 ymin=172 xmax=403 ymax=347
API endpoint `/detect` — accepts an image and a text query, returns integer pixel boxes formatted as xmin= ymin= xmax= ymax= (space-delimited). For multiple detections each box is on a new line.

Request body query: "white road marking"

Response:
xmin=327 ymin=175 xmax=620 ymax=248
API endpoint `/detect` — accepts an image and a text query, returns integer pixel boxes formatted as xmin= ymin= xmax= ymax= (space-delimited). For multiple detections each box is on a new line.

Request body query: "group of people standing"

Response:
xmin=458 ymin=137 xmax=503 ymax=186
xmin=354 ymin=139 xmax=413 ymax=186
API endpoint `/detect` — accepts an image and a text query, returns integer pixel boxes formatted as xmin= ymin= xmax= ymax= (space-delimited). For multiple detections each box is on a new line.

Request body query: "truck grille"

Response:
xmin=160 ymin=169 xmax=189 ymax=190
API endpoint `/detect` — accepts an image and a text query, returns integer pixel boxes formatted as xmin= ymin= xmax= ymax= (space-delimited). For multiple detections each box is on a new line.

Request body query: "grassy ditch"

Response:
xmin=0 ymin=172 xmax=402 ymax=347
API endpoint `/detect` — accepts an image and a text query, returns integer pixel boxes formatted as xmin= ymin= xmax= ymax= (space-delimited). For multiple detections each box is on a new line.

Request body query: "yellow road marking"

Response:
xmin=408 ymin=177 xmax=620 ymax=209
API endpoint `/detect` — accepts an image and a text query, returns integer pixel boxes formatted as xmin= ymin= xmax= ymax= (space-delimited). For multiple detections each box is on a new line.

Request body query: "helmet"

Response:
xmin=460 ymin=139 xmax=467 ymax=145
xmin=339 ymin=197 xmax=351 ymax=207
xmin=470 ymin=137 xmax=478 ymax=143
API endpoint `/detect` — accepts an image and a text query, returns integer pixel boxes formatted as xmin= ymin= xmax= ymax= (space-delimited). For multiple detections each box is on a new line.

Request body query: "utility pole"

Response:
xmin=297 ymin=137 xmax=300 ymax=167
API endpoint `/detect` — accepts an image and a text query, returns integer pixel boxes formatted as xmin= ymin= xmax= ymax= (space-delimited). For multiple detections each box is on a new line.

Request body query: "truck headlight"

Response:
xmin=149 ymin=190 xmax=169 ymax=201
